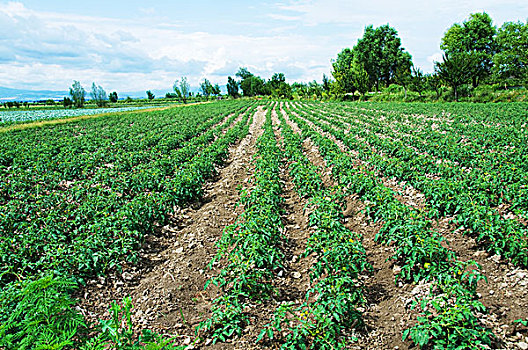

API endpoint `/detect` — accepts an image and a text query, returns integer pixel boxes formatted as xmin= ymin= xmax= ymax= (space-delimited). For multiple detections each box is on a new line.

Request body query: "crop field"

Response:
xmin=1 ymin=100 xmax=527 ymax=349
xmin=0 ymin=106 xmax=158 ymax=124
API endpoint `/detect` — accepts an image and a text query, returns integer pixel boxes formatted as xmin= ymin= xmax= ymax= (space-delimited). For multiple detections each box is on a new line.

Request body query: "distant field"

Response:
xmin=0 ymin=106 xmax=157 ymax=124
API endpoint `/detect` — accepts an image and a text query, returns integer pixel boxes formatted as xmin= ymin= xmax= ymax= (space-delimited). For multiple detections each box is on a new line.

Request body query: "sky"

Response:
xmin=1 ymin=0 xmax=527 ymax=93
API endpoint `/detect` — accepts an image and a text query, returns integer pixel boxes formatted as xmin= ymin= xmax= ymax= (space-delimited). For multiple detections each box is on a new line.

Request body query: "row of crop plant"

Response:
xmin=256 ymin=105 xmax=371 ymax=349
xmin=0 ymin=101 xmax=254 ymax=349
xmin=314 ymin=102 xmax=528 ymax=215
xmin=283 ymin=102 xmax=496 ymax=349
xmin=290 ymin=102 xmax=528 ymax=268
xmin=198 ymin=104 xmax=287 ymax=342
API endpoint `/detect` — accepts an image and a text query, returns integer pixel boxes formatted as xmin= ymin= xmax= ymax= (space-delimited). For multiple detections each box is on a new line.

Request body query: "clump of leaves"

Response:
xmin=0 ymin=275 xmax=85 ymax=350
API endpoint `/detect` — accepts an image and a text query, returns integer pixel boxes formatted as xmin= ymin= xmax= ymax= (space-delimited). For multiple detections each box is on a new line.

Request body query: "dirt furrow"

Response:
xmin=291 ymin=103 xmax=528 ymax=349
xmin=281 ymin=103 xmax=417 ymax=349
xmin=77 ymin=106 xmax=267 ymax=348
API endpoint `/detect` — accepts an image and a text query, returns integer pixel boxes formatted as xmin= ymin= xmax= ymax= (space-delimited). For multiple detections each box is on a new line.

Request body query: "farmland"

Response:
xmin=1 ymin=100 xmax=527 ymax=349
xmin=0 ymin=106 xmax=160 ymax=125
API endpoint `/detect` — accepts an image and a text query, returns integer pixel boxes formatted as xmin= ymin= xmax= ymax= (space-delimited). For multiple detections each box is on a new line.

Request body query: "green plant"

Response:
xmin=0 ymin=275 xmax=85 ymax=350
xmin=81 ymin=296 xmax=180 ymax=350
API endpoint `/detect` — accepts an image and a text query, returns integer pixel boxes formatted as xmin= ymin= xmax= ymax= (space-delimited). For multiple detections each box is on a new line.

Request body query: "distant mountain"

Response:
xmin=0 ymin=86 xmax=219 ymax=102
xmin=0 ymin=86 xmax=174 ymax=102
xmin=0 ymin=86 xmax=68 ymax=102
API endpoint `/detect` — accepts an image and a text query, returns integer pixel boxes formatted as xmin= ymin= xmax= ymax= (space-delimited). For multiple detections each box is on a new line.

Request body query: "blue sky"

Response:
xmin=1 ymin=0 xmax=527 ymax=93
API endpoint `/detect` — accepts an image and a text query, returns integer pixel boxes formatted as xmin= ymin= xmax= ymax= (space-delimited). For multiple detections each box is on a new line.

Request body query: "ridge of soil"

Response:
xmin=77 ymin=107 xmax=266 ymax=348
xmin=281 ymin=104 xmax=416 ymax=349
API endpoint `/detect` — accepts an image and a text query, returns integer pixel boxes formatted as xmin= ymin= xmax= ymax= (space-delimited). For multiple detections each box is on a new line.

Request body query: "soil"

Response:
xmin=78 ymin=106 xmax=267 ymax=348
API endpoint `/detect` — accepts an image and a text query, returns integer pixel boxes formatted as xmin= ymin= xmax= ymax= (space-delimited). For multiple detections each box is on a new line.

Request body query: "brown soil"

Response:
xmin=281 ymin=104 xmax=417 ymax=350
xmin=78 ymin=106 xmax=267 ymax=348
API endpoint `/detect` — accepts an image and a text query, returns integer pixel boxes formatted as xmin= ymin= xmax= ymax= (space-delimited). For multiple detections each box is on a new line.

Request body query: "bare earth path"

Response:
xmin=78 ymin=106 xmax=266 ymax=348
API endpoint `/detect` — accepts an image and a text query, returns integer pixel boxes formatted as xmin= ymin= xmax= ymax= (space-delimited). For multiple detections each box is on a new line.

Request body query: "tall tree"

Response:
xmin=435 ymin=53 xmax=476 ymax=101
xmin=353 ymin=24 xmax=413 ymax=90
xmin=109 ymin=91 xmax=118 ymax=103
xmin=307 ymin=80 xmax=323 ymax=98
xmin=269 ymin=73 xmax=291 ymax=98
xmin=441 ymin=12 xmax=496 ymax=87
xmin=351 ymin=60 xmax=369 ymax=98
xmin=200 ymin=79 xmax=213 ymax=98
xmin=173 ymin=77 xmax=190 ymax=103
xmin=425 ymin=73 xmax=442 ymax=100
xmin=212 ymin=84 xmax=221 ymax=96
xmin=236 ymin=68 xmax=265 ymax=97
xmin=146 ymin=90 xmax=155 ymax=100
xmin=227 ymin=76 xmax=239 ymax=98
xmin=322 ymin=74 xmax=332 ymax=93
xmin=394 ymin=52 xmax=413 ymax=99
xmin=69 ymin=81 xmax=86 ymax=108
xmin=90 ymin=83 xmax=107 ymax=107
xmin=411 ymin=67 xmax=425 ymax=97
xmin=236 ymin=67 xmax=254 ymax=96
xmin=331 ymin=48 xmax=356 ymax=94
xmin=63 ymin=97 xmax=73 ymax=108
xmin=291 ymin=82 xmax=308 ymax=97
xmin=493 ymin=20 xmax=528 ymax=87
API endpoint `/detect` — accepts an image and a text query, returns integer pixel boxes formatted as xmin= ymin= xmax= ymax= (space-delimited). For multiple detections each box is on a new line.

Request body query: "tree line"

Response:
xmin=53 ymin=12 xmax=526 ymax=109
xmin=331 ymin=13 xmax=528 ymax=101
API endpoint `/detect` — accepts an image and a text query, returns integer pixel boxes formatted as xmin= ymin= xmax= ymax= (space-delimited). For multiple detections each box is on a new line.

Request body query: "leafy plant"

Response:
xmin=0 ymin=275 xmax=85 ymax=350
xmin=81 ymin=296 xmax=180 ymax=350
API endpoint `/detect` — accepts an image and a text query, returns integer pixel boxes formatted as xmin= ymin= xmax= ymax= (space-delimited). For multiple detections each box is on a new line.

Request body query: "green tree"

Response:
xmin=62 ymin=97 xmax=73 ymax=108
xmin=236 ymin=68 xmax=252 ymax=96
xmin=109 ymin=91 xmax=118 ymax=103
xmin=441 ymin=12 xmax=496 ymax=87
xmin=200 ymin=79 xmax=213 ymax=98
xmin=394 ymin=52 xmax=413 ymax=99
xmin=351 ymin=60 xmax=370 ymax=98
xmin=227 ymin=76 xmax=239 ymax=98
xmin=212 ymin=83 xmax=221 ymax=96
xmin=146 ymin=90 xmax=155 ymax=100
xmin=331 ymin=48 xmax=356 ymax=94
xmin=90 ymin=83 xmax=107 ymax=107
xmin=425 ymin=73 xmax=442 ymax=100
xmin=411 ymin=67 xmax=425 ymax=97
xmin=292 ymin=82 xmax=308 ymax=98
xmin=493 ymin=20 xmax=528 ymax=87
xmin=322 ymin=74 xmax=332 ymax=93
xmin=435 ymin=53 xmax=476 ymax=101
xmin=173 ymin=77 xmax=190 ymax=103
xmin=236 ymin=68 xmax=265 ymax=97
xmin=352 ymin=24 xmax=412 ymax=90
xmin=308 ymin=80 xmax=323 ymax=98
xmin=69 ymin=81 xmax=86 ymax=108
xmin=268 ymin=73 xmax=292 ymax=98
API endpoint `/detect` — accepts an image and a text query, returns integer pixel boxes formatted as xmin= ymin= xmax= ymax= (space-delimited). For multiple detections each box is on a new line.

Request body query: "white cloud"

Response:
xmin=7 ymin=3 xmax=347 ymax=92
xmin=427 ymin=52 xmax=444 ymax=69
xmin=1 ymin=0 xmax=527 ymax=93
xmin=0 ymin=1 xmax=340 ymax=92
xmin=268 ymin=13 xmax=300 ymax=21
xmin=0 ymin=1 xmax=28 ymax=18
